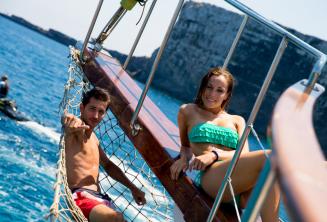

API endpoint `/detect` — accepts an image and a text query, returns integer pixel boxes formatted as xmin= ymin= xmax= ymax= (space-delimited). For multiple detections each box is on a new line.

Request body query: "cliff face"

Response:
xmin=122 ymin=2 xmax=327 ymax=155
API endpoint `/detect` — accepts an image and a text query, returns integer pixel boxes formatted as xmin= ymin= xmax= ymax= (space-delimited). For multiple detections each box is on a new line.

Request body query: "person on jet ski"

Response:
xmin=0 ymin=74 xmax=9 ymax=98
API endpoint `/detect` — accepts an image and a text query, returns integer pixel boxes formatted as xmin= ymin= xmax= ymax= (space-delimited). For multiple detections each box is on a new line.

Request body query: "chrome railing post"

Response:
xmin=223 ymin=15 xmax=248 ymax=69
xmin=130 ymin=0 xmax=185 ymax=132
xmin=225 ymin=0 xmax=324 ymax=58
xmin=206 ymin=36 xmax=288 ymax=222
xmin=305 ymin=55 xmax=327 ymax=91
xmin=80 ymin=0 xmax=104 ymax=61
xmin=94 ymin=6 xmax=127 ymax=51
xmin=124 ymin=0 xmax=158 ymax=69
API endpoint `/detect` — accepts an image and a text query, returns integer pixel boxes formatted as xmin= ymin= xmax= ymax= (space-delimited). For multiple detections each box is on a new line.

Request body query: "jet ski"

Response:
xmin=0 ymin=98 xmax=29 ymax=121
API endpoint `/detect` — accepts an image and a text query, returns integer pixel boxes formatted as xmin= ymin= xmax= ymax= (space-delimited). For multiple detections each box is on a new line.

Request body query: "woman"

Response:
xmin=170 ymin=67 xmax=280 ymax=222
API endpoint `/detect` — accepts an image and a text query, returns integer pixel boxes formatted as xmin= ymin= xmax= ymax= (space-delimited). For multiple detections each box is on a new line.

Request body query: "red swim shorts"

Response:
xmin=72 ymin=188 xmax=115 ymax=220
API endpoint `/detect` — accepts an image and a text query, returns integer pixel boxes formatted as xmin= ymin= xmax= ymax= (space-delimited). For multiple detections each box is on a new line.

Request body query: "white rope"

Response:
xmin=249 ymin=124 xmax=270 ymax=160
xmin=50 ymin=46 xmax=174 ymax=222
xmin=227 ymin=177 xmax=241 ymax=222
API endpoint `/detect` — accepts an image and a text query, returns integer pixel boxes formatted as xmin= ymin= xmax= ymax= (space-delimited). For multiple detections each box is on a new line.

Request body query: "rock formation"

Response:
xmin=116 ymin=2 xmax=327 ymax=155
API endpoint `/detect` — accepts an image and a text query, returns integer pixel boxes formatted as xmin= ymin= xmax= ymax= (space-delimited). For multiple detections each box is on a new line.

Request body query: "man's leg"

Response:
xmin=89 ymin=204 xmax=124 ymax=222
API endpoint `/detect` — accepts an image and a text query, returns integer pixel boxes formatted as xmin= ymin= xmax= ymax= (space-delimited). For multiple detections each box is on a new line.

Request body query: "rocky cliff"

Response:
xmin=117 ymin=2 xmax=327 ymax=155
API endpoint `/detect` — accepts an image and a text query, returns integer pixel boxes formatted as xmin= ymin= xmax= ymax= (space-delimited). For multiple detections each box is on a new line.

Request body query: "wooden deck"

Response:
xmin=82 ymin=49 xmax=237 ymax=222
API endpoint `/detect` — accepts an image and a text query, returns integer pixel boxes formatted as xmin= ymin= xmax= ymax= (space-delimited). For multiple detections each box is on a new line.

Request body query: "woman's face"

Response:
xmin=201 ymin=75 xmax=229 ymax=111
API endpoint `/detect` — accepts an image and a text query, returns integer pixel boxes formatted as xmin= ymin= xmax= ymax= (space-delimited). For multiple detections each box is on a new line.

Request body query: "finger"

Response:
xmin=71 ymin=125 xmax=90 ymax=132
xmin=67 ymin=117 xmax=75 ymax=127
xmin=175 ymin=166 xmax=181 ymax=180
xmin=67 ymin=120 xmax=76 ymax=129
xmin=81 ymin=125 xmax=90 ymax=130
xmin=199 ymin=162 xmax=204 ymax=170
xmin=63 ymin=110 xmax=68 ymax=117
xmin=182 ymin=165 xmax=188 ymax=172
xmin=62 ymin=112 xmax=71 ymax=125
xmin=73 ymin=120 xmax=80 ymax=128
xmin=192 ymin=161 xmax=198 ymax=171
xmin=170 ymin=165 xmax=175 ymax=179
xmin=172 ymin=169 xmax=177 ymax=180
xmin=173 ymin=167 xmax=178 ymax=180
xmin=194 ymin=160 xmax=200 ymax=170
xmin=189 ymin=161 xmax=194 ymax=172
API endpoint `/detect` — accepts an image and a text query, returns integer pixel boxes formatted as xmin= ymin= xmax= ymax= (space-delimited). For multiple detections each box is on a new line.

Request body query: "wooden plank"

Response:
xmin=82 ymin=49 xmax=236 ymax=222
xmin=271 ymin=80 xmax=327 ymax=221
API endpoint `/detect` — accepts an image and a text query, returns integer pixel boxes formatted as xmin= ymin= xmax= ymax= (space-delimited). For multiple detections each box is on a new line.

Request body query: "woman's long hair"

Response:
xmin=194 ymin=67 xmax=234 ymax=111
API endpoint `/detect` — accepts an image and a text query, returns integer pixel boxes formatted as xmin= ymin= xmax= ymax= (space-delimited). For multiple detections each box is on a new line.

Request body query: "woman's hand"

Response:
xmin=189 ymin=152 xmax=216 ymax=171
xmin=170 ymin=157 xmax=189 ymax=180
xmin=131 ymin=187 xmax=146 ymax=205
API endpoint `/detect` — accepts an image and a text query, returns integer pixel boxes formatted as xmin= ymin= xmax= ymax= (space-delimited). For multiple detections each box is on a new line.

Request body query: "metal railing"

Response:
xmin=78 ymin=0 xmax=327 ymax=221
xmin=80 ymin=0 xmax=104 ymax=61
xmin=207 ymin=36 xmax=289 ymax=222
xmin=124 ymin=0 xmax=158 ymax=69
xmin=129 ymin=0 xmax=185 ymax=132
xmin=207 ymin=1 xmax=327 ymax=221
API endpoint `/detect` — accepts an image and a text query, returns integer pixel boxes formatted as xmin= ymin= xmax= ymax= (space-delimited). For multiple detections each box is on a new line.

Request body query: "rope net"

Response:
xmin=49 ymin=47 xmax=174 ymax=222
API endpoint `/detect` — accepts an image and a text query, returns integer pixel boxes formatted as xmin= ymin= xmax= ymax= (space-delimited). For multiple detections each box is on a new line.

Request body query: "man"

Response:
xmin=62 ymin=87 xmax=146 ymax=222
xmin=0 ymin=75 xmax=9 ymax=98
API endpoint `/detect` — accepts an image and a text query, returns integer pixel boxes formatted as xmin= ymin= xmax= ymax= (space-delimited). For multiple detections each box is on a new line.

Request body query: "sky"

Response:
xmin=1 ymin=0 xmax=326 ymax=56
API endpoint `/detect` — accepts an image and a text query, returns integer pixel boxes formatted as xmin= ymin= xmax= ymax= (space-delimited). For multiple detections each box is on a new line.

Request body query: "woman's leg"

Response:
xmin=201 ymin=150 xmax=280 ymax=222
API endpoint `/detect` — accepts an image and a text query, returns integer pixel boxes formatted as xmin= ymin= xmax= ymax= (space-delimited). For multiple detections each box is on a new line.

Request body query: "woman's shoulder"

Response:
xmin=179 ymin=103 xmax=198 ymax=115
xmin=228 ymin=114 xmax=246 ymax=126
xmin=179 ymin=103 xmax=197 ymax=119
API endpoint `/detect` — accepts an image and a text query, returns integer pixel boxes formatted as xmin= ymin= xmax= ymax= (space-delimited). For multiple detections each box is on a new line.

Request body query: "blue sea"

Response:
xmin=0 ymin=16 xmax=288 ymax=221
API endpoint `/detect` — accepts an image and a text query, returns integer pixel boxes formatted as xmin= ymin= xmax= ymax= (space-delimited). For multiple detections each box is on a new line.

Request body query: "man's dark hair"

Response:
xmin=82 ymin=87 xmax=111 ymax=110
xmin=1 ymin=75 xmax=8 ymax=81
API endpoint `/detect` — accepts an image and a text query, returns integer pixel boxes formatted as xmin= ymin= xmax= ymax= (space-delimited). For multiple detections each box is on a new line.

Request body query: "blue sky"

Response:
xmin=1 ymin=0 xmax=326 ymax=56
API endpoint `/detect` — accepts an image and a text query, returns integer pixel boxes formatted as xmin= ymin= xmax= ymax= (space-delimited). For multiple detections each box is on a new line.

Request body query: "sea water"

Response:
xmin=0 ymin=16 xmax=288 ymax=221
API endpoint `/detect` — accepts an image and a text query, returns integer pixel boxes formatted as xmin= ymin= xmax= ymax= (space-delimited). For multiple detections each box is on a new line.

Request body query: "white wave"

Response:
xmin=0 ymin=145 xmax=56 ymax=178
xmin=18 ymin=121 xmax=60 ymax=144
xmin=0 ymin=133 xmax=10 ymax=141
xmin=0 ymin=189 xmax=9 ymax=197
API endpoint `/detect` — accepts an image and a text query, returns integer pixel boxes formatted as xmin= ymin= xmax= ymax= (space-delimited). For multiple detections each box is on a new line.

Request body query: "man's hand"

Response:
xmin=131 ymin=187 xmax=146 ymax=205
xmin=61 ymin=111 xmax=89 ymax=135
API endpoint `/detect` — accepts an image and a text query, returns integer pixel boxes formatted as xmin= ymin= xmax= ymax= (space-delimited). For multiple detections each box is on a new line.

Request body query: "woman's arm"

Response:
xmin=177 ymin=104 xmax=193 ymax=161
xmin=170 ymin=105 xmax=193 ymax=180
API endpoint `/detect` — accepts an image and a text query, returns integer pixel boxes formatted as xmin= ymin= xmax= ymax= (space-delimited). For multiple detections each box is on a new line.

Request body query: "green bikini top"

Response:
xmin=188 ymin=122 xmax=239 ymax=149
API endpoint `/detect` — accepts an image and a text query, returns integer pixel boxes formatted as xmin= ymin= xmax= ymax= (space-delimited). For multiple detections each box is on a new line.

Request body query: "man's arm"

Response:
xmin=99 ymin=147 xmax=146 ymax=205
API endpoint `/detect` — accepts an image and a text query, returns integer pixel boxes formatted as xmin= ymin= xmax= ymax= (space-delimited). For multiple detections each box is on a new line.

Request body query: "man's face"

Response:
xmin=80 ymin=97 xmax=108 ymax=129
